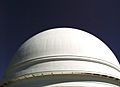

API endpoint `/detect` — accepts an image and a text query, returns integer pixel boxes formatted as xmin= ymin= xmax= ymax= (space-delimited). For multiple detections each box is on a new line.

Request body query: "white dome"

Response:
xmin=12 ymin=28 xmax=119 ymax=65
xmin=4 ymin=28 xmax=120 ymax=84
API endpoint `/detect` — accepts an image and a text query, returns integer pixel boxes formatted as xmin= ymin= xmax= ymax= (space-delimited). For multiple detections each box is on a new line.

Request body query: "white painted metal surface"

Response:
xmin=2 ymin=28 xmax=120 ymax=87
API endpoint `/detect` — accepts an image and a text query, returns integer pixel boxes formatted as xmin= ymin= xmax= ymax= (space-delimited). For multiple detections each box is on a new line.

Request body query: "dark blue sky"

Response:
xmin=0 ymin=0 xmax=120 ymax=80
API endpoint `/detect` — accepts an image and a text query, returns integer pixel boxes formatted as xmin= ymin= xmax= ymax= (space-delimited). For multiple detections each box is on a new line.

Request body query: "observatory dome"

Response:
xmin=3 ymin=28 xmax=120 ymax=86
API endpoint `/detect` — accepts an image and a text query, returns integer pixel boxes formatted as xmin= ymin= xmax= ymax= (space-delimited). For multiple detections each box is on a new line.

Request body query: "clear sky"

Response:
xmin=0 ymin=0 xmax=120 ymax=80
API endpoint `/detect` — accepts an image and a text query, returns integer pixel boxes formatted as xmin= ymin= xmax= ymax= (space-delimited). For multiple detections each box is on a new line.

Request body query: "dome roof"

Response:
xmin=4 ymin=28 xmax=120 ymax=81
xmin=13 ymin=28 xmax=119 ymax=66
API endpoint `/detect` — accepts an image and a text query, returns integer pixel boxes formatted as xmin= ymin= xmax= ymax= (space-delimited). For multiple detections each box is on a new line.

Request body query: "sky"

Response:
xmin=0 ymin=0 xmax=120 ymax=80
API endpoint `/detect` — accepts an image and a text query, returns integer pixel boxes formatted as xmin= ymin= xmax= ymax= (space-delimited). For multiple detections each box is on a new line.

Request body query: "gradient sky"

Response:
xmin=0 ymin=0 xmax=120 ymax=80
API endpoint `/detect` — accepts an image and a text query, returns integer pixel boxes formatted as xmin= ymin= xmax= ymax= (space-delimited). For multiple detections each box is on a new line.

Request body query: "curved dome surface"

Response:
xmin=4 ymin=28 xmax=120 ymax=82
xmin=13 ymin=28 xmax=119 ymax=66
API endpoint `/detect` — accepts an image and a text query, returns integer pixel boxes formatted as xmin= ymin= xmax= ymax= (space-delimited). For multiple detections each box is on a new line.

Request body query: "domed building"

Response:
xmin=1 ymin=28 xmax=120 ymax=87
